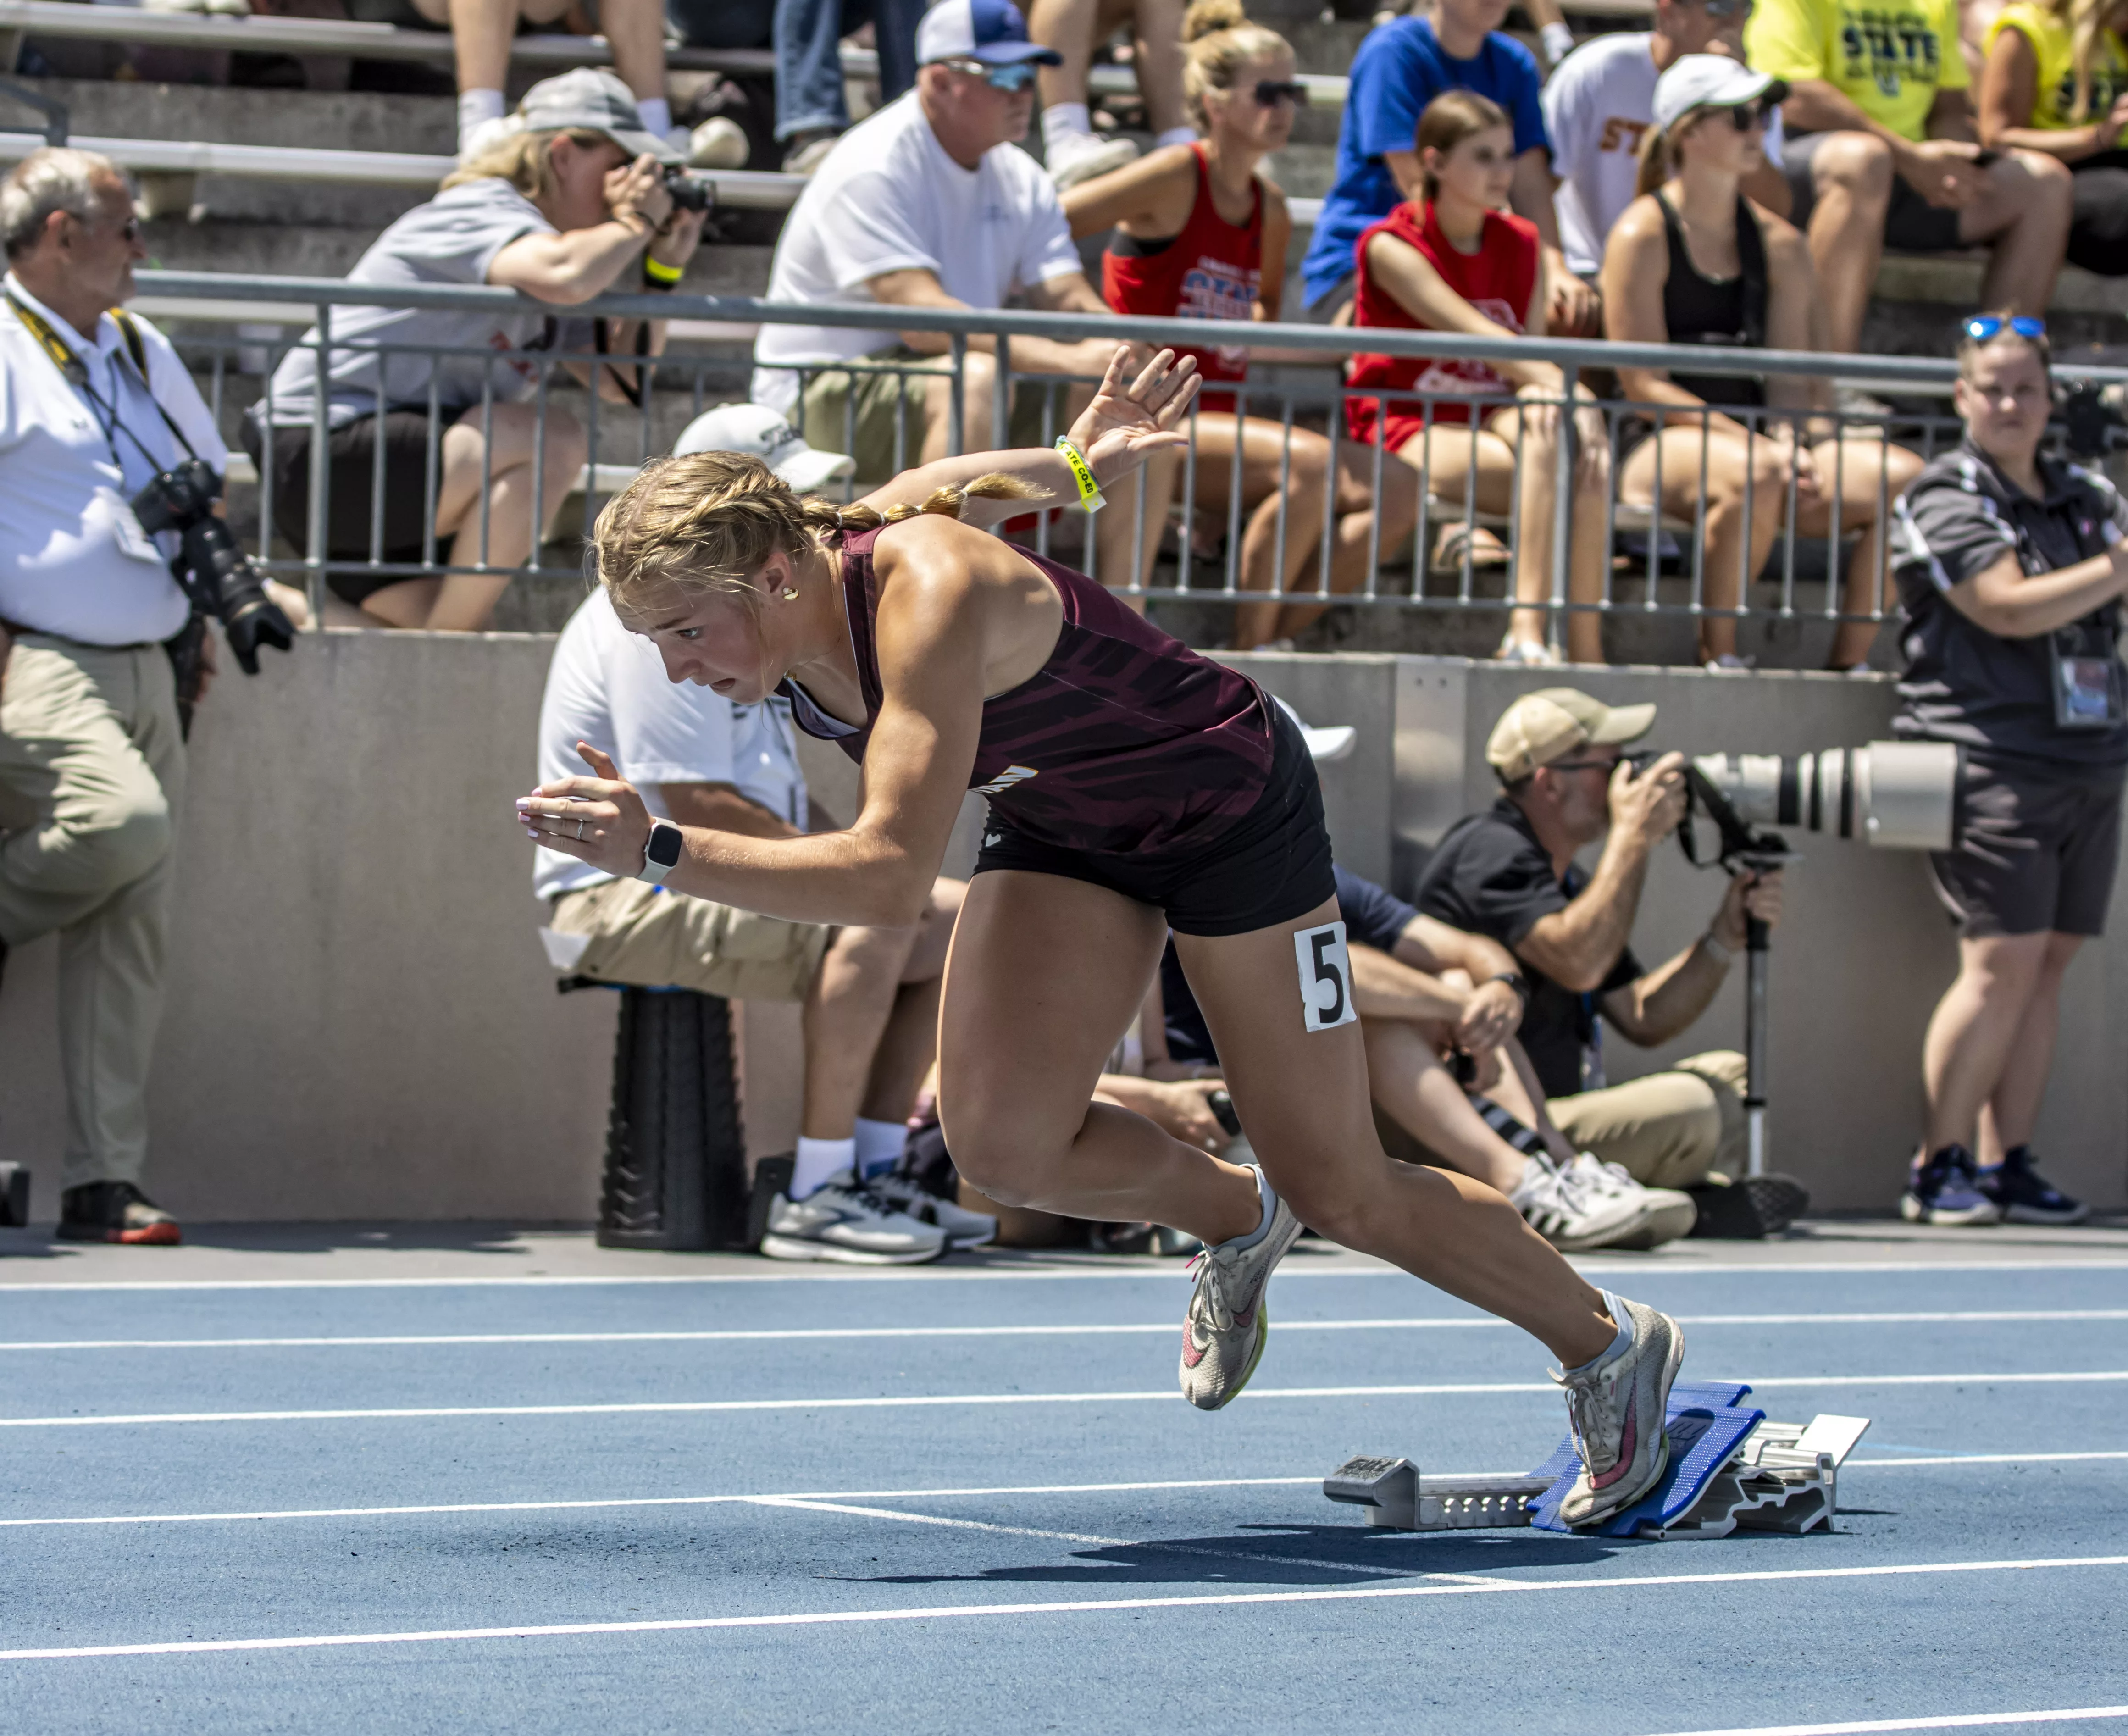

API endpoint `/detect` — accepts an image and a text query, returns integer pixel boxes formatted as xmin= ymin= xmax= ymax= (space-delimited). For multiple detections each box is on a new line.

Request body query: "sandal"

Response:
xmin=1430 ymin=522 xmax=1511 ymax=577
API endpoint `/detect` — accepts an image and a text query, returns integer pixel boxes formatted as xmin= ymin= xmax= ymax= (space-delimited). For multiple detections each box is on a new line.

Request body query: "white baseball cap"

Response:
xmin=915 ymin=0 xmax=1062 ymax=67
xmin=1651 ymin=54 xmax=1788 ymax=133
xmin=515 ymin=68 xmax=685 ymax=164
xmin=1274 ymin=697 xmax=1357 ymax=764
xmin=672 ymin=403 xmax=857 ymax=494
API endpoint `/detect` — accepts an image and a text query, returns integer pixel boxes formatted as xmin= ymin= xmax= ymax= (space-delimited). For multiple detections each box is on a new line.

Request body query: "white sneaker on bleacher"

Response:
xmin=1565 ymin=1153 xmax=1697 ymax=1250
xmin=1509 ymin=1154 xmax=1650 ymax=1252
xmin=1046 ymin=130 xmax=1138 ymax=189
xmin=868 ymin=1173 xmax=998 ymax=1250
xmin=759 ymin=1172 xmax=947 ymax=1265
xmin=687 ymin=117 xmax=748 ymax=170
xmin=458 ymin=114 xmax=524 ymax=164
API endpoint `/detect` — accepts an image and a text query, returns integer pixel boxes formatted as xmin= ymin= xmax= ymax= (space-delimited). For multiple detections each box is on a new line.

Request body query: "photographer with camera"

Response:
xmin=1886 ymin=312 xmax=2125 ymax=1227
xmin=246 ymin=69 xmax=705 ymax=633
xmin=0 ymin=147 xmax=301 ymax=1245
xmin=1414 ymin=688 xmax=1802 ymax=1235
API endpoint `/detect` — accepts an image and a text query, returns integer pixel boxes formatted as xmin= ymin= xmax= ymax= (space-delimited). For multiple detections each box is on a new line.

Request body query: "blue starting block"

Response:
xmin=1324 ymin=1382 xmax=1870 ymax=1542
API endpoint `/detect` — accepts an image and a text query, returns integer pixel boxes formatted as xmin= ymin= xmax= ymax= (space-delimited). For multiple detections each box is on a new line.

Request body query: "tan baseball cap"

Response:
xmin=1485 ymin=688 xmax=1657 ymax=784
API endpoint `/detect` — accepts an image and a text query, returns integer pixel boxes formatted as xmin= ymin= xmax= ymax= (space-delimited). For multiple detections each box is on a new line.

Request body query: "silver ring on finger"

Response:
xmin=576 ymin=816 xmax=586 ymax=840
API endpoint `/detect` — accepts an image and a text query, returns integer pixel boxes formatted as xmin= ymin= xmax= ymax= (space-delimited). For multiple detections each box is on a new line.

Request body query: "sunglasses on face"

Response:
xmin=1252 ymin=79 xmax=1308 ymax=107
xmin=1701 ymin=0 xmax=1754 ymax=17
xmin=942 ymin=57 xmax=1040 ymax=91
xmin=1719 ymin=99 xmax=1770 ymax=131
xmin=1546 ymin=755 xmax=1619 ymax=776
xmin=1964 ymin=314 xmax=2047 ymax=342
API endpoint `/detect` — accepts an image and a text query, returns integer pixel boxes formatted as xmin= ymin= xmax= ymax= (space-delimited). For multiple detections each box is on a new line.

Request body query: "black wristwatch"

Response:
xmin=1488 ymin=971 xmax=1530 ymax=1005
xmin=638 ymin=818 xmax=685 ymax=884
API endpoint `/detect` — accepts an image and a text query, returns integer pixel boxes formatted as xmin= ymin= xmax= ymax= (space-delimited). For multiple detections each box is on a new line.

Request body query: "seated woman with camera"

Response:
xmin=244 ymin=69 xmax=704 ymax=633
xmin=1601 ymin=55 xmax=1923 ymax=671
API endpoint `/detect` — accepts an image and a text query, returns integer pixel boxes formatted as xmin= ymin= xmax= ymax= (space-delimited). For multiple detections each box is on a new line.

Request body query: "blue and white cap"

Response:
xmin=915 ymin=0 xmax=1063 ymax=67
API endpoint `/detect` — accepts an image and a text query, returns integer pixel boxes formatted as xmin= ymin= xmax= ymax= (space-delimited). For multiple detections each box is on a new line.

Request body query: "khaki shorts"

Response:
xmin=1547 ymin=1050 xmax=1749 ymax=1191
xmin=547 ymin=878 xmax=830 ymax=1003
xmin=800 ymin=347 xmax=1060 ymax=485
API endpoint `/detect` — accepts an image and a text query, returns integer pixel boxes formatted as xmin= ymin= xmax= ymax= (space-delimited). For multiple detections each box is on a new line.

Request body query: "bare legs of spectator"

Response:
xmin=1959 ymin=150 xmax=2075 ymax=317
xmin=355 ymin=401 xmax=588 ymax=631
xmin=1092 ymin=445 xmax=1179 ymax=597
xmin=1030 ymin=0 xmax=1189 ymax=183
xmin=1922 ymin=930 xmax=2082 ymax=1161
xmin=420 ymin=0 xmax=670 ymax=147
xmin=1799 ymin=133 xmax=1893 ymax=358
xmin=1361 ymin=1016 xmax=1530 ymax=1194
xmin=801 ymin=878 xmax=962 ymax=1140
xmin=1395 ymin=403 xmax=1610 ymax=666
xmin=940 ymin=874 xmax=1618 ymax=1365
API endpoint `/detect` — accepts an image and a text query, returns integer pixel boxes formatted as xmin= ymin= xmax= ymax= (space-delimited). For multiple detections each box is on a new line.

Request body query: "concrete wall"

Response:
xmin=2 ymin=635 xmax=2121 ymax=1221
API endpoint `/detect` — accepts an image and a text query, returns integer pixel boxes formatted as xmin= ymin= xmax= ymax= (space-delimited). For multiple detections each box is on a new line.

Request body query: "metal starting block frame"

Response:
xmin=1324 ymin=1385 xmax=1872 ymax=1542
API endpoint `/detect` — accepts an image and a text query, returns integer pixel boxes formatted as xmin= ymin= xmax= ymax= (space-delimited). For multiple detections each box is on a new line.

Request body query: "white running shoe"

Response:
xmin=1047 ymin=130 xmax=1139 ymax=189
xmin=868 ymin=1173 xmax=998 ymax=1250
xmin=759 ymin=1173 xmax=947 ymax=1265
xmin=686 ymin=117 xmax=749 ymax=169
xmin=1496 ymin=633 xmax=1561 ymax=666
xmin=1179 ymin=1181 xmax=1303 ymax=1410
xmin=1509 ymin=1154 xmax=1649 ymax=1252
xmin=1552 ymin=1294 xmax=1685 ymax=1528
xmin=1564 ymin=1153 xmax=1697 ymax=1250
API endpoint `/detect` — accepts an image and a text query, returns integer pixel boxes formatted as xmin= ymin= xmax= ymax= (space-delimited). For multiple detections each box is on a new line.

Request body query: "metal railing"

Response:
xmin=139 ymin=270 xmax=2128 ymax=649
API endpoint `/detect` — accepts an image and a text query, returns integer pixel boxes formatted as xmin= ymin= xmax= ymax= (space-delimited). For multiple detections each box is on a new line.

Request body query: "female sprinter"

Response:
xmin=1347 ymin=91 xmax=1613 ymax=666
xmin=1062 ymin=0 xmax=1412 ymax=647
xmin=1979 ymin=0 xmax=2128 ymax=273
xmin=1602 ymin=56 xmax=1923 ymax=670
xmin=518 ymin=347 xmax=1685 ymax=1530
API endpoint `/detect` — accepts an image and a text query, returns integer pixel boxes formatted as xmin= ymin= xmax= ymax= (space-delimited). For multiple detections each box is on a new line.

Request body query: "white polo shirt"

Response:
xmin=0 ymin=273 xmax=228 ymax=645
xmin=533 ymin=590 xmax=809 ymax=901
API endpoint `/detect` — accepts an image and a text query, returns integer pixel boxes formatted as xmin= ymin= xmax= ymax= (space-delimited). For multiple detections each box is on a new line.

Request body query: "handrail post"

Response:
xmin=1550 ymin=364 xmax=1576 ymax=660
xmin=305 ymin=300 xmax=331 ymax=624
xmin=948 ymin=332 xmax=967 ymax=458
xmin=991 ymin=333 xmax=1010 ymax=452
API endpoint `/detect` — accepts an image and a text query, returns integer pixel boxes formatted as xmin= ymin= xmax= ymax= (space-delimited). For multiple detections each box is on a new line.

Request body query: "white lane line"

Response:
xmin=2 ymin=1448 xmax=2117 ymax=1532
xmin=1648 ymin=1708 xmax=2128 ymax=1736
xmin=3 ymin=1554 xmax=2124 ymax=1663
xmin=3 ymin=1258 xmax=2125 ymax=1292
xmin=5 ymin=1369 xmax=2127 ymax=1430
xmin=9 ymin=1309 xmax=2125 ymax=1352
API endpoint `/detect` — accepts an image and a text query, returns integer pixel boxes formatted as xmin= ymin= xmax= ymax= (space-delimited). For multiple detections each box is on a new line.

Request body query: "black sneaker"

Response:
xmin=1686 ymin=1173 xmax=1811 ymax=1238
xmin=0 ymin=1161 xmax=27 ymax=1229
xmin=57 ymin=1181 xmax=182 ymax=1245
xmin=1901 ymin=1144 xmax=2000 ymax=1226
xmin=1977 ymin=1148 xmax=2088 ymax=1225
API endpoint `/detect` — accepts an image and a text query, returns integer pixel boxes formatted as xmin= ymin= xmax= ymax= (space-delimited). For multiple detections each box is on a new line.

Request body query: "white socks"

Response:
xmin=791 ymin=1136 xmax=856 ymax=1201
xmin=1541 ymin=20 xmax=1575 ymax=65
xmin=456 ymin=88 xmax=505 ymax=155
xmin=1042 ymin=102 xmax=1092 ymax=152
xmin=854 ymin=1116 xmax=905 ymax=1181
xmin=635 ymin=95 xmax=671 ymax=141
xmin=1153 ymin=125 xmax=1197 ymax=150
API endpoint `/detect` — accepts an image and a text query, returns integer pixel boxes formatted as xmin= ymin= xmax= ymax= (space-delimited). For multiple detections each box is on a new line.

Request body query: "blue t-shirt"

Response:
xmin=1300 ymin=16 xmax=1549 ymax=309
xmin=1160 ymin=865 xmax=1418 ymax=1065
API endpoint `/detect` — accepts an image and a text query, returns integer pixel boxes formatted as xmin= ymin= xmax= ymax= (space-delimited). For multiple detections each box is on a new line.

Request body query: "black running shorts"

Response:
xmin=1928 ymin=749 xmax=2126 ymax=938
xmin=972 ymin=700 xmax=1338 ymax=936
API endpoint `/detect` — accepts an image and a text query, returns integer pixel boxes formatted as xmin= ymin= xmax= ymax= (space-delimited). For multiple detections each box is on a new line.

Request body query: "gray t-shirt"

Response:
xmin=256 ymin=178 xmax=590 ymax=428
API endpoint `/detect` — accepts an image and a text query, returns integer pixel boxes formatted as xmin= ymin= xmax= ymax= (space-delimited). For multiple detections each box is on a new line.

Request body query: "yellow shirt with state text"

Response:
xmin=1985 ymin=1 xmax=2128 ymax=128
xmin=1746 ymin=0 xmax=1967 ymax=141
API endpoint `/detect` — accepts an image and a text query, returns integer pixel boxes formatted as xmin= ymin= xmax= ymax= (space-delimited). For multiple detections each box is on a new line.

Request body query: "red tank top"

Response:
xmin=1101 ymin=144 xmax=1262 ymax=416
xmin=779 ymin=523 xmax=1275 ymax=859
xmin=1344 ymin=202 xmax=1539 ymax=444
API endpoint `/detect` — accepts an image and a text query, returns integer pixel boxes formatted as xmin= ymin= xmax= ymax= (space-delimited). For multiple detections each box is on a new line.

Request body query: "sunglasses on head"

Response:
xmin=1963 ymin=314 xmax=2047 ymax=342
xmin=941 ymin=56 xmax=1041 ymax=90
xmin=1252 ymin=78 xmax=1308 ymax=107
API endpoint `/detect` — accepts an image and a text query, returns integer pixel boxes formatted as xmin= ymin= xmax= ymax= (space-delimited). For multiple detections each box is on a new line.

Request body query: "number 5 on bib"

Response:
xmin=1293 ymin=921 xmax=1358 ymax=1033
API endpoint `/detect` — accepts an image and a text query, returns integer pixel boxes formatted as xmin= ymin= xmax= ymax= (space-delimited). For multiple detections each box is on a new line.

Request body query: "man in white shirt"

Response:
xmin=1545 ymin=1 xmax=1799 ymax=279
xmin=0 ymin=148 xmax=277 ymax=1247
xmin=534 ymin=406 xmax=982 ymax=1264
xmin=750 ymin=0 xmax=1123 ymax=485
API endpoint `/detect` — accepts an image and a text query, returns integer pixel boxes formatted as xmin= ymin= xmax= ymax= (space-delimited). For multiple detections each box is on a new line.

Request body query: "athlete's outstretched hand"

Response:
xmin=517 ymin=742 xmax=656 ymax=877
xmin=1067 ymin=344 xmax=1203 ymax=488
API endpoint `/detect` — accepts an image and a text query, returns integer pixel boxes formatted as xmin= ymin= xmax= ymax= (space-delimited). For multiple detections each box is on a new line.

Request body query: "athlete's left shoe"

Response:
xmin=1552 ymin=1295 xmax=1685 ymax=1529
xmin=1178 ymin=1181 xmax=1303 ymax=1410
xmin=1976 ymin=1148 xmax=2089 ymax=1225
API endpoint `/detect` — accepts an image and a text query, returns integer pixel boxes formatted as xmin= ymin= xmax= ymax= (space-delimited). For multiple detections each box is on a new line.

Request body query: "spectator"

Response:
xmin=750 ymin=0 xmax=1127 ymax=492
xmin=1063 ymin=0 xmax=1413 ymax=634
xmin=1345 ymin=92 xmax=1612 ymax=666
xmin=1977 ymin=0 xmax=2128 ymax=272
xmin=666 ymin=0 xmax=926 ymax=175
xmin=1413 ymin=688 xmax=1802 ymax=1226
xmin=1545 ymin=0 xmax=1794 ymax=284
xmin=1147 ymin=860 xmax=1700 ymax=1248
xmin=536 ymin=403 xmax=984 ymax=1263
xmin=1602 ymin=55 xmax=1925 ymax=670
xmin=0 ymin=149 xmax=302 ymax=1246
xmin=246 ymin=71 xmax=703 ymax=632
xmin=1032 ymin=0 xmax=1197 ymax=188
xmin=1748 ymin=0 xmax=2073 ymax=360
xmin=1300 ymin=0 xmax=1599 ymax=335
xmin=1887 ymin=312 xmax=2118 ymax=1228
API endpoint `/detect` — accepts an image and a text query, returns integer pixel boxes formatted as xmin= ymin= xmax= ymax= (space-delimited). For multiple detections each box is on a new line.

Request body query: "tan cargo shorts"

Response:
xmin=546 ymin=877 xmax=831 ymax=1003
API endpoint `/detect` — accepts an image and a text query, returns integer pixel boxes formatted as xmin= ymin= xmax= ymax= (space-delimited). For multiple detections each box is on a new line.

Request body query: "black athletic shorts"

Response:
xmin=1782 ymin=130 xmax=1965 ymax=254
xmin=241 ymin=409 xmax=444 ymax=608
xmin=1928 ymin=749 xmax=2126 ymax=938
xmin=972 ymin=701 xmax=1338 ymax=936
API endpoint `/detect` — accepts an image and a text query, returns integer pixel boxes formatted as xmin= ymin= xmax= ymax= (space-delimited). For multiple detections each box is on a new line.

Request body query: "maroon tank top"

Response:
xmin=779 ymin=523 xmax=1275 ymax=859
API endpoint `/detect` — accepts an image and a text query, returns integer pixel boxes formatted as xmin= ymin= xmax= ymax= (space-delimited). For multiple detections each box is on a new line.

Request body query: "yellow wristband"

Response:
xmin=641 ymin=254 xmax=684 ymax=286
xmin=1054 ymin=436 xmax=1104 ymax=515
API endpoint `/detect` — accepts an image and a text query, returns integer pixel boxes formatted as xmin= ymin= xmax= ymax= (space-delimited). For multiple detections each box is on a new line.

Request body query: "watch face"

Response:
xmin=648 ymin=824 xmax=684 ymax=868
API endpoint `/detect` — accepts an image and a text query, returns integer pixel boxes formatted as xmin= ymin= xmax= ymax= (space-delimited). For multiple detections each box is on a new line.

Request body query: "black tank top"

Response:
xmin=779 ymin=523 xmax=1276 ymax=860
xmin=1656 ymin=189 xmax=1767 ymax=410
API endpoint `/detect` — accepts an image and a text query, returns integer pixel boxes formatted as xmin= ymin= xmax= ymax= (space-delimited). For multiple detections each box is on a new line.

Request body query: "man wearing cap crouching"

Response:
xmin=532 ymin=407 xmax=981 ymax=1266
xmin=1415 ymin=688 xmax=1803 ymax=1237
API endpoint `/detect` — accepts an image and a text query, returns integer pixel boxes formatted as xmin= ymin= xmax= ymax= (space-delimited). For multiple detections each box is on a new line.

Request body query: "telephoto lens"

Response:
xmin=1688 ymin=744 xmax=1959 ymax=849
xmin=130 ymin=459 xmax=295 ymax=674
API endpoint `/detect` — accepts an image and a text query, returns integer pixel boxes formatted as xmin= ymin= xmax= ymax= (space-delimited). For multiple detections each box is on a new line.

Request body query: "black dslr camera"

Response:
xmin=130 ymin=458 xmax=294 ymax=714
xmin=661 ymin=166 xmax=712 ymax=213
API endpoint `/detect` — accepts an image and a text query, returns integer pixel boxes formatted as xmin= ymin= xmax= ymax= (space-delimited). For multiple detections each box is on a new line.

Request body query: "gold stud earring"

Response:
xmin=781 ymin=586 xmax=799 ymax=600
